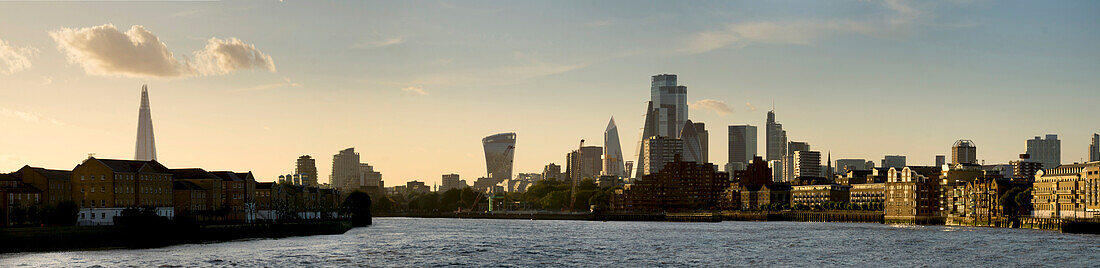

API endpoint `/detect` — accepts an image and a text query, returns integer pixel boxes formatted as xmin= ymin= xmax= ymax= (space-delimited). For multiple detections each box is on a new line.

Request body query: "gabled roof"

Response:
xmin=91 ymin=158 xmax=171 ymax=173
xmin=209 ymin=171 xmax=244 ymax=182
xmin=169 ymin=168 xmax=221 ymax=181
xmin=173 ymin=180 xmax=207 ymax=191
xmin=19 ymin=166 xmax=73 ymax=181
xmin=256 ymin=182 xmax=274 ymax=189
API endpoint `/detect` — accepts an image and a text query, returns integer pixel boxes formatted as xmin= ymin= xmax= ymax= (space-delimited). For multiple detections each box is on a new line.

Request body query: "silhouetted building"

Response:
xmin=295 ymin=155 xmax=319 ymax=187
xmin=728 ymin=125 xmax=758 ymax=170
xmin=765 ymin=110 xmax=787 ymax=162
xmin=542 ymin=163 xmax=564 ymax=181
xmin=441 ymin=173 xmax=465 ymax=192
xmin=12 ymin=166 xmax=72 ymax=205
xmin=881 ymin=155 xmax=906 ymax=169
xmin=935 ymin=155 xmax=946 ymax=167
xmin=613 ymin=157 xmax=727 ymax=212
xmin=1091 ymin=134 xmax=1100 ymax=162
xmin=331 ymin=148 xmax=361 ymax=191
xmin=835 ymin=159 xmax=870 ymax=174
xmin=72 ymin=158 xmax=174 ymax=225
xmin=1026 ymin=134 xmax=1061 ymax=170
xmin=567 ymin=146 xmax=602 ymax=183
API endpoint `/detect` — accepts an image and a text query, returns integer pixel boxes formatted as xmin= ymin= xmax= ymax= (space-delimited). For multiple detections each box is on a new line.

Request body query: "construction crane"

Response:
xmin=569 ymin=139 xmax=583 ymax=212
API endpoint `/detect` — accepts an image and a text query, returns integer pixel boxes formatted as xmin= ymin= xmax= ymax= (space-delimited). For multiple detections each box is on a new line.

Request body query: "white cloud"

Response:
xmin=354 ymin=37 xmax=405 ymax=49
xmin=194 ymin=37 xmax=276 ymax=75
xmin=41 ymin=76 xmax=53 ymax=86
xmin=689 ymin=99 xmax=733 ymax=116
xmin=0 ymin=38 xmax=38 ymax=75
xmin=401 ymin=86 xmax=428 ymax=96
xmin=682 ymin=0 xmax=921 ymax=54
xmin=50 ymin=24 xmax=275 ymax=78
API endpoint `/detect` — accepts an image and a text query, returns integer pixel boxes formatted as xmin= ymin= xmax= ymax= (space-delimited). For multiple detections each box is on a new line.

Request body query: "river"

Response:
xmin=2 ymin=218 xmax=1099 ymax=267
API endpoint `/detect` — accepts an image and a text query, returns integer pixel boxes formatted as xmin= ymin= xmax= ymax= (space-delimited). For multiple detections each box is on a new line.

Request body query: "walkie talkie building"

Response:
xmin=483 ymin=133 xmax=517 ymax=183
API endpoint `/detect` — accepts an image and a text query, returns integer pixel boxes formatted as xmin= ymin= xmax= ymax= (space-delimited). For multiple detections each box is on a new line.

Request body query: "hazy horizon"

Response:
xmin=2 ymin=1 xmax=1098 ymax=187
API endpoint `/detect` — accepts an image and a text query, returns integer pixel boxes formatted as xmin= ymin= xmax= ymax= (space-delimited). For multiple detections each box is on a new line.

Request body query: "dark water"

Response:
xmin=2 ymin=218 xmax=1099 ymax=267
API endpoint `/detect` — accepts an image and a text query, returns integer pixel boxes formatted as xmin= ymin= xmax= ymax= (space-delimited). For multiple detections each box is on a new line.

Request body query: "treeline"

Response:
xmin=373 ymin=179 xmax=619 ymax=213
xmin=2 ymin=201 xmax=79 ymax=227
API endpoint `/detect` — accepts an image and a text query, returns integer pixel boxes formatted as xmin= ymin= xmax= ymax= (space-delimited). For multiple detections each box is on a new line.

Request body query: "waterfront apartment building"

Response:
xmin=0 ymin=173 xmax=44 ymax=227
xmin=1031 ymin=162 xmax=1100 ymax=219
xmin=210 ymin=171 xmax=257 ymax=222
xmin=960 ymin=177 xmax=1025 ymax=223
xmin=168 ymin=168 xmax=223 ymax=221
xmin=331 ymin=148 xmax=361 ymax=191
xmin=792 ymin=150 xmax=822 ymax=180
xmin=12 ymin=166 xmax=72 ymax=205
xmin=849 ymin=183 xmax=885 ymax=208
xmin=738 ymin=184 xmax=791 ymax=210
xmin=642 ymin=136 xmax=684 ymax=176
xmin=940 ymin=163 xmax=985 ymax=217
xmin=295 ymin=155 xmax=319 ymax=187
xmin=71 ymin=158 xmax=175 ymax=225
xmin=1010 ymin=156 xmax=1044 ymax=180
xmin=1026 ymin=134 xmax=1061 ymax=171
xmin=885 ymin=167 xmax=941 ymax=224
xmin=728 ymin=125 xmax=758 ymax=169
xmin=791 ymin=184 xmax=850 ymax=208
xmin=614 ymin=157 xmax=727 ymax=212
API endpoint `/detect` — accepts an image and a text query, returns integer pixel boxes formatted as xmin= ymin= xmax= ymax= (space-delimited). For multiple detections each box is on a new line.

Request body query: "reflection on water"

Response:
xmin=2 ymin=218 xmax=1099 ymax=267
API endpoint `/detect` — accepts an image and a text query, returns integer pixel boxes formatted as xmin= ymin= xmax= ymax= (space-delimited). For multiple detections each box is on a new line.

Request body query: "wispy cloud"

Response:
xmin=689 ymin=99 xmax=733 ymax=116
xmin=745 ymin=102 xmax=758 ymax=112
xmin=0 ymin=106 xmax=66 ymax=126
xmin=682 ymin=0 xmax=926 ymax=54
xmin=50 ymin=24 xmax=275 ymax=78
xmin=0 ymin=38 xmax=38 ymax=75
xmin=585 ymin=20 xmax=612 ymax=27
xmin=233 ymin=77 xmax=302 ymax=92
xmin=401 ymin=86 xmax=428 ymax=96
xmin=378 ymin=52 xmax=590 ymax=89
xmin=354 ymin=37 xmax=405 ymax=49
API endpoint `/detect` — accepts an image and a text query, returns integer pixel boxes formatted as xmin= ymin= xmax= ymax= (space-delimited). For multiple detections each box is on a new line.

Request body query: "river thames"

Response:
xmin=2 ymin=217 xmax=1099 ymax=267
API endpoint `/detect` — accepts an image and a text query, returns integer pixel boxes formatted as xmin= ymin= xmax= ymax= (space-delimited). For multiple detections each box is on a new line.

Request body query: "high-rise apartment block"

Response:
xmin=1091 ymin=134 xmax=1100 ymax=162
xmin=792 ymin=151 xmax=822 ymax=179
xmin=331 ymin=148 xmax=360 ymax=190
xmin=567 ymin=146 xmax=603 ymax=183
xmin=295 ymin=155 xmax=318 ymax=187
xmin=642 ymin=136 xmax=683 ymax=176
xmin=441 ymin=173 xmax=465 ymax=192
xmin=1026 ymin=134 xmax=1061 ymax=170
xmin=952 ymin=140 xmax=977 ymax=165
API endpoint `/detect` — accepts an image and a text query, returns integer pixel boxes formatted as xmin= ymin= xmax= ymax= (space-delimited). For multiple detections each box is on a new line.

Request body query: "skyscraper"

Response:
xmin=483 ymin=133 xmax=517 ymax=183
xmin=680 ymin=120 xmax=704 ymax=163
xmin=881 ymin=155 xmax=906 ymax=169
xmin=542 ymin=163 xmax=563 ymax=181
xmin=835 ymin=159 xmax=870 ymax=173
xmin=693 ymin=122 xmax=709 ymax=163
xmin=792 ymin=150 xmax=822 ymax=179
xmin=787 ymin=141 xmax=810 ymax=155
xmin=134 ymin=85 xmax=156 ymax=161
xmin=650 ymin=74 xmax=688 ymax=138
xmin=1091 ymin=134 xmax=1100 ymax=162
xmin=1026 ymin=134 xmax=1061 ymax=169
xmin=603 ymin=117 xmax=625 ymax=177
xmin=295 ymin=155 xmax=319 ymax=187
xmin=765 ymin=110 xmax=787 ymax=162
xmin=952 ymin=140 xmax=977 ymax=165
xmin=635 ymin=74 xmax=689 ymax=179
xmin=936 ymin=155 xmax=946 ymax=167
xmin=441 ymin=174 xmax=464 ymax=192
xmin=728 ymin=125 xmax=758 ymax=169
xmin=331 ymin=148 xmax=360 ymax=190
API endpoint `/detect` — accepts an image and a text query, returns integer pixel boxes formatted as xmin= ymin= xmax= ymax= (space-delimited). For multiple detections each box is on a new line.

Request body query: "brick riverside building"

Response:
xmin=885 ymin=167 xmax=941 ymax=224
xmin=71 ymin=158 xmax=174 ymax=225
xmin=613 ymin=156 xmax=728 ymax=212
xmin=12 ymin=166 xmax=72 ymax=205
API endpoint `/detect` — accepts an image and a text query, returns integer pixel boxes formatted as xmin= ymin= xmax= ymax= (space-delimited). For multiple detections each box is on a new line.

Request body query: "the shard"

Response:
xmin=134 ymin=85 xmax=156 ymax=161
xmin=603 ymin=117 xmax=625 ymax=177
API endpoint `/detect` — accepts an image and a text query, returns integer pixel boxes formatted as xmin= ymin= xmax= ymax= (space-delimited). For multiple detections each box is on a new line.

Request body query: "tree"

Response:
xmin=541 ymin=190 xmax=570 ymax=210
xmin=342 ymin=191 xmax=373 ymax=227
xmin=372 ymin=195 xmax=395 ymax=212
xmin=1014 ymin=188 xmax=1033 ymax=216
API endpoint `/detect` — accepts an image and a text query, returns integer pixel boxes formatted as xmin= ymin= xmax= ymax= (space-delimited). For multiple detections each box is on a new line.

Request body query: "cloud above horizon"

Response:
xmin=0 ymin=38 xmax=38 ymax=75
xmin=690 ymin=99 xmax=733 ymax=116
xmin=50 ymin=24 xmax=274 ymax=78
xmin=401 ymin=86 xmax=428 ymax=96
xmin=683 ymin=0 xmax=921 ymax=54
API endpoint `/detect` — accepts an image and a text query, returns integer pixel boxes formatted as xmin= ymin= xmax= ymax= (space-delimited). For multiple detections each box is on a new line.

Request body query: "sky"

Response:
xmin=1 ymin=0 xmax=1098 ymax=187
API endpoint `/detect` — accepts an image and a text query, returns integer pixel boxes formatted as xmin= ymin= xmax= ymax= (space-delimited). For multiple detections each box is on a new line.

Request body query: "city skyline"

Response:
xmin=2 ymin=1 xmax=1099 ymax=187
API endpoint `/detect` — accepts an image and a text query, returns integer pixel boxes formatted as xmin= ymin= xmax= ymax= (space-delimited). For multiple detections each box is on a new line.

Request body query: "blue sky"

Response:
xmin=0 ymin=0 xmax=1097 ymax=186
